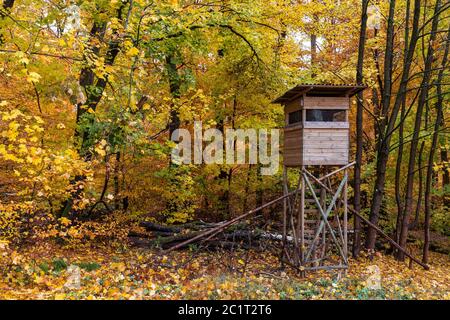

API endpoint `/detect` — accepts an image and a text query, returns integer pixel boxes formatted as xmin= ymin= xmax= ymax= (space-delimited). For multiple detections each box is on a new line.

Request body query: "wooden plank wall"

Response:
xmin=302 ymin=128 xmax=349 ymax=165
xmin=303 ymin=96 xmax=349 ymax=109
xmin=283 ymin=96 xmax=350 ymax=167
xmin=284 ymin=125 xmax=302 ymax=166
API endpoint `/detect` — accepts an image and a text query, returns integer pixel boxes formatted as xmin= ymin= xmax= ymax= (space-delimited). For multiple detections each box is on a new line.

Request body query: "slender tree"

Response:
xmin=423 ymin=27 xmax=449 ymax=264
xmin=394 ymin=0 xmax=410 ymax=245
xmin=398 ymin=0 xmax=442 ymax=261
xmin=353 ymin=0 xmax=369 ymax=258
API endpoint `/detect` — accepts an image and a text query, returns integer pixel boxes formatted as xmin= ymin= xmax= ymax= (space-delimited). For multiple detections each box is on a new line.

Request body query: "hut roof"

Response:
xmin=272 ymin=84 xmax=366 ymax=104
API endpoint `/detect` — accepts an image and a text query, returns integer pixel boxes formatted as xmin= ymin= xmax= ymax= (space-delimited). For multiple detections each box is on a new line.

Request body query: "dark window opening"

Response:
xmin=288 ymin=110 xmax=302 ymax=124
xmin=306 ymin=109 xmax=346 ymax=122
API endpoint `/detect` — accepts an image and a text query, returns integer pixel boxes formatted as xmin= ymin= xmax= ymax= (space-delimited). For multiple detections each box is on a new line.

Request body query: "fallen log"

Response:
xmin=130 ymin=228 xmax=271 ymax=249
xmin=139 ymin=222 xmax=182 ymax=233
xmin=128 ymin=237 xmax=155 ymax=247
xmin=164 ymin=189 xmax=300 ymax=253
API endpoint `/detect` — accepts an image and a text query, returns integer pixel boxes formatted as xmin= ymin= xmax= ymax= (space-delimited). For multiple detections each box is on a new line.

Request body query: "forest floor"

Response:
xmin=0 ymin=241 xmax=449 ymax=300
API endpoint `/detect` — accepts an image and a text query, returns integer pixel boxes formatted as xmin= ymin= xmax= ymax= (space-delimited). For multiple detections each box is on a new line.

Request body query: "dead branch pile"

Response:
xmin=128 ymin=220 xmax=286 ymax=251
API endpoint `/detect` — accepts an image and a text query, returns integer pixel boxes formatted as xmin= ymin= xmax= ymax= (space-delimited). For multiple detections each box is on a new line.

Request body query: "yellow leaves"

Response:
xmin=109 ymin=17 xmax=121 ymax=30
xmin=18 ymin=144 xmax=28 ymax=154
xmin=8 ymin=120 xmax=20 ymax=131
xmin=10 ymin=251 xmax=24 ymax=265
xmin=14 ymin=51 xmax=29 ymax=65
xmin=54 ymin=293 xmax=66 ymax=300
xmin=92 ymin=57 xmax=115 ymax=80
xmin=59 ymin=217 xmax=72 ymax=227
xmin=26 ymin=72 xmax=42 ymax=83
xmin=94 ymin=139 xmax=108 ymax=157
xmin=0 ymin=109 xmax=94 ymax=223
xmin=34 ymin=116 xmax=44 ymax=124
xmin=67 ymin=227 xmax=80 ymax=238
xmin=56 ymin=123 xmax=66 ymax=130
xmin=111 ymin=262 xmax=126 ymax=273
xmin=125 ymin=47 xmax=140 ymax=57
xmin=134 ymin=0 xmax=146 ymax=6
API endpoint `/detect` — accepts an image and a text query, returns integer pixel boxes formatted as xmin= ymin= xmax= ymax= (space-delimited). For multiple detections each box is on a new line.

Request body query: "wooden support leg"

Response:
xmin=281 ymin=166 xmax=287 ymax=266
xmin=300 ymin=168 xmax=305 ymax=268
xmin=343 ymin=169 xmax=348 ymax=267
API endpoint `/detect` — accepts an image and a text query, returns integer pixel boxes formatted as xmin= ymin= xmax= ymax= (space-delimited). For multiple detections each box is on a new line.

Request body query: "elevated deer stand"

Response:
xmin=273 ymin=84 xmax=366 ymax=273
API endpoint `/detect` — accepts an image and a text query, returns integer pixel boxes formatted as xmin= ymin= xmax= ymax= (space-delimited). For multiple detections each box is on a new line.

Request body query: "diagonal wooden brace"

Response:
xmin=303 ymin=171 xmax=348 ymax=264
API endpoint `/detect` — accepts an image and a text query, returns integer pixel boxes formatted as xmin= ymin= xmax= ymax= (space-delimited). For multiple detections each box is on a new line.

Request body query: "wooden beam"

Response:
xmin=317 ymin=162 xmax=356 ymax=181
xmin=288 ymin=86 xmax=313 ymax=102
xmin=303 ymin=169 xmax=430 ymax=270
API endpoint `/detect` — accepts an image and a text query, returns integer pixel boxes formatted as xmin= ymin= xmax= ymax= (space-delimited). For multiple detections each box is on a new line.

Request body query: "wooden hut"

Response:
xmin=273 ymin=84 xmax=366 ymax=167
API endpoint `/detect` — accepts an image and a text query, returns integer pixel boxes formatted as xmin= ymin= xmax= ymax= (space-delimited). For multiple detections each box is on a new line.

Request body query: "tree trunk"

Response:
xmin=394 ymin=0 xmax=410 ymax=246
xmin=242 ymin=164 xmax=253 ymax=213
xmin=394 ymin=98 xmax=405 ymax=244
xmin=423 ymin=28 xmax=449 ymax=264
xmin=256 ymin=164 xmax=263 ymax=208
xmin=366 ymin=0 xmax=397 ymax=249
xmin=165 ymin=54 xmax=181 ymax=138
xmin=410 ymin=141 xmax=425 ymax=230
xmin=353 ymin=0 xmax=369 ymax=258
xmin=442 ymin=148 xmax=450 ymax=208
xmin=114 ymin=152 xmax=121 ymax=210
xmin=310 ymin=33 xmax=317 ymax=78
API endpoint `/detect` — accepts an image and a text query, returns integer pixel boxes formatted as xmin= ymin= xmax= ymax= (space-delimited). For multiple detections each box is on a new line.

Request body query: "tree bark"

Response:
xmin=366 ymin=0 xmax=397 ymax=249
xmin=442 ymin=148 xmax=450 ymax=208
xmin=423 ymin=27 xmax=449 ymax=264
xmin=165 ymin=54 xmax=181 ymax=138
xmin=394 ymin=0 xmax=410 ymax=246
xmin=353 ymin=0 xmax=369 ymax=258
xmin=410 ymin=141 xmax=425 ymax=230
xmin=114 ymin=152 xmax=121 ymax=210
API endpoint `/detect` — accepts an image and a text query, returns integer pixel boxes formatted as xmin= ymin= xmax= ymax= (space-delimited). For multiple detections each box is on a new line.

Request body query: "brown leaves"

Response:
xmin=0 ymin=242 xmax=449 ymax=300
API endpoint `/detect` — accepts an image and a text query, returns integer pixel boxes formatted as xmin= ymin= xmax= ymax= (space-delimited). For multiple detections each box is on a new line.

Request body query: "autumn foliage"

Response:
xmin=0 ymin=0 xmax=448 ymax=300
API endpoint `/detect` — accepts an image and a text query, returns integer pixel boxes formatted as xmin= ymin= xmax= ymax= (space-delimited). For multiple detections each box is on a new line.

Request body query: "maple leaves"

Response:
xmin=0 ymin=109 xmax=94 ymax=240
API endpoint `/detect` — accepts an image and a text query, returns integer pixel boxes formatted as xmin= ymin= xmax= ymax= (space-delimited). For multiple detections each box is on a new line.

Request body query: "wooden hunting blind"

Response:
xmin=273 ymin=84 xmax=366 ymax=167
xmin=273 ymin=84 xmax=366 ymax=274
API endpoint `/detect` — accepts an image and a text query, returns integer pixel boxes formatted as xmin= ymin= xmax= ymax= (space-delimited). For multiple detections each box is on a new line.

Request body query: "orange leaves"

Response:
xmin=0 ymin=242 xmax=448 ymax=300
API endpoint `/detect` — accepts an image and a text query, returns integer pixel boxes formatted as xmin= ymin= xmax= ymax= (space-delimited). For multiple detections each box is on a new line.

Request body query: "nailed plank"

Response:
xmin=303 ymin=96 xmax=349 ymax=109
xmin=304 ymin=122 xmax=349 ymax=129
xmin=303 ymin=131 xmax=348 ymax=137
